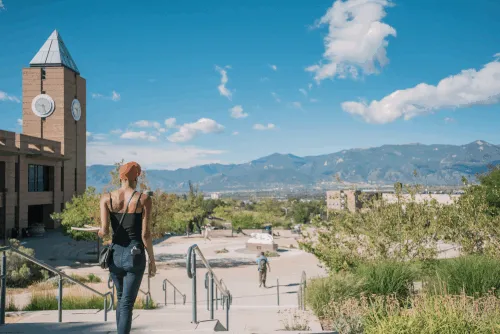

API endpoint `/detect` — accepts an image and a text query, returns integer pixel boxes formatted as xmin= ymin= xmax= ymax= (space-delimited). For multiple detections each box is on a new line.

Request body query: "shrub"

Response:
xmin=6 ymin=239 xmax=47 ymax=288
xmin=24 ymin=289 xmax=104 ymax=311
xmin=264 ymin=251 xmax=280 ymax=258
xmin=306 ymin=273 xmax=365 ymax=319
xmin=355 ymin=260 xmax=415 ymax=301
xmin=426 ymin=256 xmax=500 ymax=297
xmin=280 ymin=309 xmax=311 ymax=331
xmin=364 ymin=293 xmax=500 ymax=334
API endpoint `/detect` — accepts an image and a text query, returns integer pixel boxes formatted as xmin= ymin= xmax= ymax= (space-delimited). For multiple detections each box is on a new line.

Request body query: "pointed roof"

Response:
xmin=29 ymin=30 xmax=80 ymax=74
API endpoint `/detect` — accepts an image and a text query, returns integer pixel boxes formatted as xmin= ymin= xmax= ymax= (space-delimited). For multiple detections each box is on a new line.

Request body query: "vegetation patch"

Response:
xmin=215 ymin=248 xmax=229 ymax=254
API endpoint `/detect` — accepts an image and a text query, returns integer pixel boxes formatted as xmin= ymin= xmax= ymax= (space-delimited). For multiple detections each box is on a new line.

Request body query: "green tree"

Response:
xmin=301 ymin=184 xmax=442 ymax=272
xmin=476 ymin=165 xmax=500 ymax=215
xmin=51 ymin=187 xmax=101 ymax=241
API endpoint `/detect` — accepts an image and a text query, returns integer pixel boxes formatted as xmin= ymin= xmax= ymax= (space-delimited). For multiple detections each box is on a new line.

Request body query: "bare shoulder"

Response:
xmin=100 ymin=192 xmax=111 ymax=205
xmin=140 ymin=193 xmax=152 ymax=206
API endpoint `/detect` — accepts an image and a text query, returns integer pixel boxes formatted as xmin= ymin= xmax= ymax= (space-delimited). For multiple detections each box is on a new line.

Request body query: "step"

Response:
xmin=0 ymin=322 xmax=337 ymax=334
xmin=3 ymin=307 xmax=326 ymax=333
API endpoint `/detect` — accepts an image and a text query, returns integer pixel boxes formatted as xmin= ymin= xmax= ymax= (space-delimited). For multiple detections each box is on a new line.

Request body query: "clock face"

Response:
xmin=71 ymin=99 xmax=81 ymax=121
xmin=31 ymin=94 xmax=55 ymax=118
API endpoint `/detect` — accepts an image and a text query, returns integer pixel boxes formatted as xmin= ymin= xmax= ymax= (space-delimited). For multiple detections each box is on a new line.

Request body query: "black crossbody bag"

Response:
xmin=99 ymin=191 xmax=137 ymax=269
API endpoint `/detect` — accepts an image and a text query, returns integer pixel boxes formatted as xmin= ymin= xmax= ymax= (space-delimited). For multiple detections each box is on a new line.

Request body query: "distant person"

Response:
xmin=256 ymin=252 xmax=271 ymax=288
xmin=99 ymin=161 xmax=156 ymax=334
xmin=204 ymin=224 xmax=212 ymax=243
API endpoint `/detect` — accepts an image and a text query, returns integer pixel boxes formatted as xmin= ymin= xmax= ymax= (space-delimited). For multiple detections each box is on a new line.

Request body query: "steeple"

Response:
xmin=29 ymin=30 xmax=80 ymax=74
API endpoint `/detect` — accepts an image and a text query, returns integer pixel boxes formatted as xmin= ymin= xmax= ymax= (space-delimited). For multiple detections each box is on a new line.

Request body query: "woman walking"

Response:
xmin=98 ymin=161 xmax=156 ymax=334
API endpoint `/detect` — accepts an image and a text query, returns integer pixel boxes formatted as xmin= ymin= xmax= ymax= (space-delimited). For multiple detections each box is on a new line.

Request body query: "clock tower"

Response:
xmin=22 ymin=30 xmax=86 ymax=203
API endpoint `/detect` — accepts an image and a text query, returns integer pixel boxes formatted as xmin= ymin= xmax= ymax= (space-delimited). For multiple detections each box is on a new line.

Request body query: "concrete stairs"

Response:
xmin=1 ymin=305 xmax=333 ymax=333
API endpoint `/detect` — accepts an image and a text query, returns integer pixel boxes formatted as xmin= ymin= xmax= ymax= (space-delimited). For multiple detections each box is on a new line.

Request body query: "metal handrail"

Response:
xmin=163 ymin=278 xmax=186 ymax=306
xmin=0 ymin=246 xmax=113 ymax=324
xmin=187 ymin=244 xmax=232 ymax=331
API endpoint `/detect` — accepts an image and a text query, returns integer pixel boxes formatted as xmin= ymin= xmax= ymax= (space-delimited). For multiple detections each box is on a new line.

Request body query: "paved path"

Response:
xmin=5 ymin=306 xmax=326 ymax=333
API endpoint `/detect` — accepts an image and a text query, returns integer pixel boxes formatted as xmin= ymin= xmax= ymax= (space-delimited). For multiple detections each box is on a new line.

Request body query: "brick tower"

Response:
xmin=22 ymin=30 xmax=86 ymax=204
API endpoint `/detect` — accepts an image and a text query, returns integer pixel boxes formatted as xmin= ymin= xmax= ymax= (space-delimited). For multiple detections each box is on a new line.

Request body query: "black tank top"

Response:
xmin=109 ymin=192 xmax=144 ymax=247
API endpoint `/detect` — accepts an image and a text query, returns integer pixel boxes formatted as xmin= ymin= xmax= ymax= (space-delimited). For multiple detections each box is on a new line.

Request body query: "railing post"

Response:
xmin=205 ymin=272 xmax=209 ymax=311
xmin=174 ymin=289 xmax=176 ymax=305
xmin=216 ymin=286 xmax=218 ymax=310
xmin=58 ymin=275 xmax=63 ymax=322
xmin=104 ymin=296 xmax=108 ymax=321
xmin=0 ymin=251 xmax=6 ymax=325
xmin=210 ymin=272 xmax=214 ymax=320
xmin=191 ymin=251 xmax=197 ymax=324
xmin=167 ymin=281 xmax=171 ymax=306
xmin=277 ymin=278 xmax=280 ymax=306
xmin=226 ymin=293 xmax=230 ymax=331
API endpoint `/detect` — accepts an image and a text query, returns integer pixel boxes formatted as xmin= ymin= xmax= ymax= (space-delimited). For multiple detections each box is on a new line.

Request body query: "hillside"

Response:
xmin=86 ymin=140 xmax=500 ymax=192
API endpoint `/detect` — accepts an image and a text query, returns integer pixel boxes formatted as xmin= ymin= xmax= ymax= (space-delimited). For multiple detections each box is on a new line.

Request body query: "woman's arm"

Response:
xmin=141 ymin=195 xmax=156 ymax=276
xmin=98 ymin=194 xmax=110 ymax=238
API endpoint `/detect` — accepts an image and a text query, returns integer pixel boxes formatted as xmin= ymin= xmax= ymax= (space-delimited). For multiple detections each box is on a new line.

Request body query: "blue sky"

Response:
xmin=1 ymin=0 xmax=500 ymax=169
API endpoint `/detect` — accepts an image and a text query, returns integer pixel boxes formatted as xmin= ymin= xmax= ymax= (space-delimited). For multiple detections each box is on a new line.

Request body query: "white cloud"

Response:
xmin=307 ymin=0 xmax=396 ymax=82
xmin=299 ymin=89 xmax=308 ymax=96
xmin=342 ymin=56 xmax=500 ymax=124
xmin=133 ymin=120 xmax=161 ymax=129
xmin=271 ymin=92 xmax=281 ymax=103
xmin=92 ymin=91 xmax=121 ymax=102
xmin=0 ymin=1 xmax=4 ymax=9
xmin=110 ymin=129 xmax=123 ymax=135
xmin=232 ymin=131 xmax=239 ymax=135
xmin=168 ymin=118 xmax=224 ymax=143
xmin=87 ymin=132 xmax=108 ymax=142
xmin=17 ymin=119 xmax=22 ymax=126
xmin=269 ymin=64 xmax=278 ymax=71
xmin=253 ymin=123 xmax=276 ymax=131
xmin=164 ymin=118 xmax=177 ymax=128
xmin=292 ymin=101 xmax=302 ymax=109
xmin=0 ymin=91 xmax=20 ymax=103
xmin=230 ymin=105 xmax=248 ymax=119
xmin=260 ymin=77 xmax=270 ymax=82
xmin=310 ymin=98 xmax=319 ymax=103
xmin=111 ymin=91 xmax=121 ymax=101
xmin=444 ymin=117 xmax=456 ymax=124
xmin=215 ymin=65 xmax=232 ymax=100
xmin=308 ymin=83 xmax=313 ymax=90
xmin=120 ymin=131 xmax=157 ymax=142
xmin=87 ymin=142 xmax=226 ymax=170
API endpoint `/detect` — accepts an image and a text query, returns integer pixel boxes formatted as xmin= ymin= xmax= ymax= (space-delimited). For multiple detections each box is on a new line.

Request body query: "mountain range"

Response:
xmin=86 ymin=140 xmax=500 ymax=192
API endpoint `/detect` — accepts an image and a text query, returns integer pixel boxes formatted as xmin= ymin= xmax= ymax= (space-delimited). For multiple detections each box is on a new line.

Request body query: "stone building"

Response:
xmin=0 ymin=30 xmax=86 ymax=242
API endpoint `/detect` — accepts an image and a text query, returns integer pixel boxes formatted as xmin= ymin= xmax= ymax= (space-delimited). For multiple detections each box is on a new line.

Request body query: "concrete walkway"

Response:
xmin=8 ymin=230 xmax=328 ymax=332
xmin=4 ymin=306 xmax=327 ymax=333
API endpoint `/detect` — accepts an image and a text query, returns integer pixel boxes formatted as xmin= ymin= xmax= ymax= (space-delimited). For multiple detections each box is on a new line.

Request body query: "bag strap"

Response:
xmin=111 ymin=191 xmax=137 ymax=245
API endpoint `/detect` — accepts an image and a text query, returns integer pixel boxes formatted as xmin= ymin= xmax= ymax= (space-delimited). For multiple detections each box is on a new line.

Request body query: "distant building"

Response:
xmin=326 ymin=190 xmax=381 ymax=213
xmin=211 ymin=192 xmax=221 ymax=200
xmin=0 ymin=30 xmax=86 ymax=242
xmin=326 ymin=190 xmax=461 ymax=214
xmin=382 ymin=193 xmax=460 ymax=205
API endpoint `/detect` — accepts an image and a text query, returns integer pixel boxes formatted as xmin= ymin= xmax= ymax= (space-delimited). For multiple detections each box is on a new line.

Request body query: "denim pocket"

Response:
xmin=132 ymin=252 xmax=145 ymax=268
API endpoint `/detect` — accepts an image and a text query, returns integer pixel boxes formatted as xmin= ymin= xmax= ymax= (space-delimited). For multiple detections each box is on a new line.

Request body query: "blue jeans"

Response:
xmin=109 ymin=242 xmax=146 ymax=334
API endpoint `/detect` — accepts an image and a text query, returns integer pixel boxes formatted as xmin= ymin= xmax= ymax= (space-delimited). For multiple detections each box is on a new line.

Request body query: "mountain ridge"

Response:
xmin=86 ymin=140 xmax=500 ymax=192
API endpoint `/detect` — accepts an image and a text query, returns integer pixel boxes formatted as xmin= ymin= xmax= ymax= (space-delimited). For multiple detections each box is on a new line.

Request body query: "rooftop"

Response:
xmin=29 ymin=30 xmax=80 ymax=74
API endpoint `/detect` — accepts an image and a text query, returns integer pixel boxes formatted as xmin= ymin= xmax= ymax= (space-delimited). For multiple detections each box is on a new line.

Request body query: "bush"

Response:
xmin=426 ymin=256 xmax=500 ymax=297
xmin=24 ymin=290 xmax=104 ymax=311
xmin=364 ymin=293 xmax=500 ymax=334
xmin=306 ymin=273 xmax=365 ymax=319
xmin=355 ymin=260 xmax=415 ymax=301
xmin=6 ymin=239 xmax=48 ymax=288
